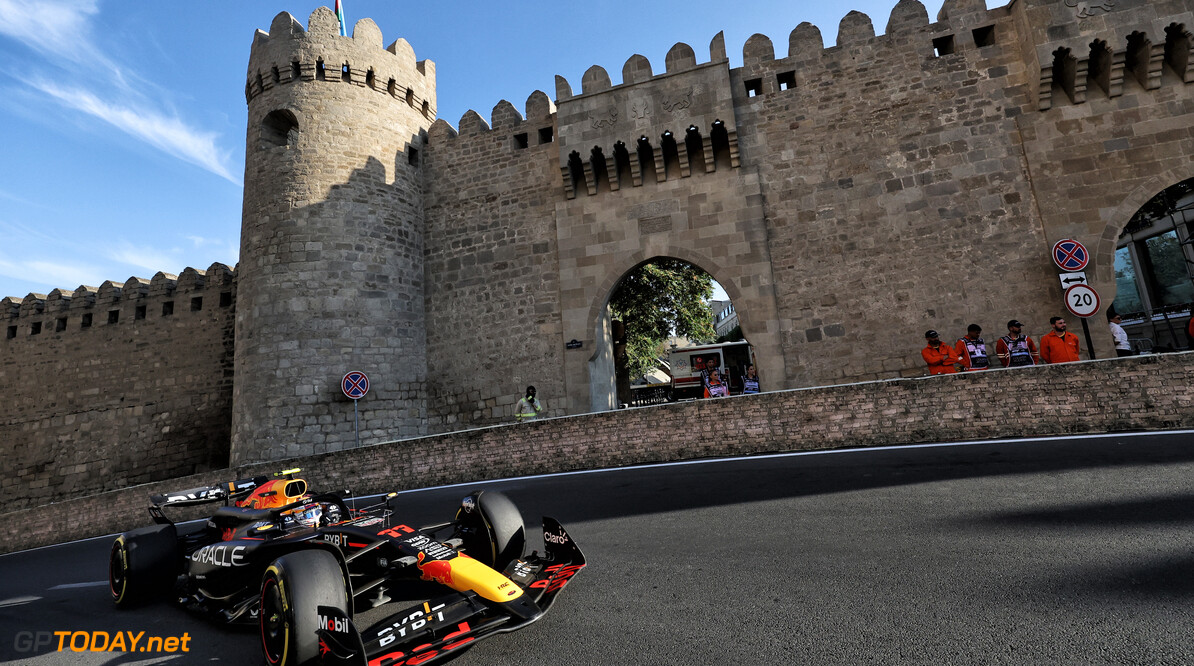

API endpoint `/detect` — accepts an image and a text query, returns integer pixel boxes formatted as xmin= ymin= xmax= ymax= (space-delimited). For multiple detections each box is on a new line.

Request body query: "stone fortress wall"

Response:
xmin=2 ymin=0 xmax=1192 ymax=509
xmin=0 ymin=266 xmax=236 ymax=510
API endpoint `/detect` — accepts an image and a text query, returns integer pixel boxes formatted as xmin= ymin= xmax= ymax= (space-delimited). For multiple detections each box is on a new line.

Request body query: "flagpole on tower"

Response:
xmin=334 ymin=0 xmax=347 ymax=36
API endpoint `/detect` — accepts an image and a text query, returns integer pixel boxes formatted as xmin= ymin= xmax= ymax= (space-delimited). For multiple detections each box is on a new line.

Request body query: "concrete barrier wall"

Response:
xmin=5 ymin=352 xmax=1193 ymax=554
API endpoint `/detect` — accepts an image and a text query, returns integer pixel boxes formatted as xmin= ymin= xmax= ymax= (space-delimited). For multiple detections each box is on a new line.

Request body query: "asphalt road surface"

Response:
xmin=3 ymin=431 xmax=1194 ymax=665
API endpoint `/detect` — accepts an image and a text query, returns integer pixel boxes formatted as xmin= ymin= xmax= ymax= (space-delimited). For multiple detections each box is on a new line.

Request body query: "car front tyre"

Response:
xmin=259 ymin=550 xmax=349 ymax=666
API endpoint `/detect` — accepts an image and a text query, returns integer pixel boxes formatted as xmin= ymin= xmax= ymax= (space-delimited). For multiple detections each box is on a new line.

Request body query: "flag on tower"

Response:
xmin=334 ymin=0 xmax=347 ymax=36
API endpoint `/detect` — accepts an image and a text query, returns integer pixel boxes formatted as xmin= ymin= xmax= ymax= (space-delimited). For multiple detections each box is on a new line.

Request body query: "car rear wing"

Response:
xmin=149 ymin=476 xmax=268 ymax=508
xmin=148 ymin=468 xmax=307 ymax=509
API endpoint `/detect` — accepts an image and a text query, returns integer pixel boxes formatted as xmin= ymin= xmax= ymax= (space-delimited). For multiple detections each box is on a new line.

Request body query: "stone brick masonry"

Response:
xmin=2 ymin=0 xmax=1193 ymax=509
xmin=0 ymin=267 xmax=235 ymax=511
xmin=4 ymin=352 xmax=1193 ymax=554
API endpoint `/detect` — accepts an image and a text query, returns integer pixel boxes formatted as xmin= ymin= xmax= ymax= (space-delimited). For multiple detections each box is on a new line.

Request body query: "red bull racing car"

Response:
xmin=108 ymin=469 xmax=585 ymax=665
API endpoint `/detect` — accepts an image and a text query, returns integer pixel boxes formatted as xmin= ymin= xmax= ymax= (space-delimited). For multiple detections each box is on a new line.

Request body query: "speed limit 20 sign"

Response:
xmin=1064 ymin=284 xmax=1100 ymax=318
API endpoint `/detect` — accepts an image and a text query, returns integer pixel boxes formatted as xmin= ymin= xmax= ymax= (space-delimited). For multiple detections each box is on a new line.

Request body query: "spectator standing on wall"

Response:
xmin=515 ymin=385 xmax=543 ymax=422
xmin=922 ymin=330 xmax=961 ymax=375
xmin=1039 ymin=316 xmax=1081 ymax=364
xmin=742 ymin=365 xmax=760 ymax=394
xmin=1107 ymin=310 xmax=1134 ymax=357
xmin=995 ymin=320 xmax=1039 ymax=367
xmin=955 ymin=324 xmax=990 ymax=371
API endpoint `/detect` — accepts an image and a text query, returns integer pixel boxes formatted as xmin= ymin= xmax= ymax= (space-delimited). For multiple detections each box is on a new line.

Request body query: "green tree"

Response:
xmin=610 ymin=259 xmax=715 ymax=379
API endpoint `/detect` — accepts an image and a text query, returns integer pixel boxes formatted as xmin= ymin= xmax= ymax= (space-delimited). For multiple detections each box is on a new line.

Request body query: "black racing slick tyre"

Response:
xmin=457 ymin=490 xmax=526 ymax=572
xmin=259 ymin=550 xmax=349 ymax=666
xmin=109 ymin=524 xmax=178 ymax=607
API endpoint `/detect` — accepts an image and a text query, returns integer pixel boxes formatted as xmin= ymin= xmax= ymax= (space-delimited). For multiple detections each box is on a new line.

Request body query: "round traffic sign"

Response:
xmin=341 ymin=371 xmax=369 ymax=399
xmin=1052 ymin=239 xmax=1090 ymax=271
xmin=1063 ymin=284 xmax=1100 ymax=318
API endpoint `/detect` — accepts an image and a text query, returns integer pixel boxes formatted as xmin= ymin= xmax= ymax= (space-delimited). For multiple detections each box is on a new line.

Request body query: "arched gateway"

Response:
xmin=582 ymin=253 xmax=787 ymax=412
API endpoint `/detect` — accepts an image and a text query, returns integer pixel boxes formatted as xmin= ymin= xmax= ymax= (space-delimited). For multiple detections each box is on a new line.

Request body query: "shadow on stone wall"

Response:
xmin=5 ymin=352 xmax=1194 ymax=554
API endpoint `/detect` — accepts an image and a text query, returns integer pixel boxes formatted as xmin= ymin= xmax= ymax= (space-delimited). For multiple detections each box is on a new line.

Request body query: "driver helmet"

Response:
xmin=288 ymin=502 xmax=323 ymax=529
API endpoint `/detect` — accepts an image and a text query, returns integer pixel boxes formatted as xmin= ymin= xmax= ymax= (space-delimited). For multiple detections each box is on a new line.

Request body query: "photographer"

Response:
xmin=515 ymin=385 xmax=543 ymax=422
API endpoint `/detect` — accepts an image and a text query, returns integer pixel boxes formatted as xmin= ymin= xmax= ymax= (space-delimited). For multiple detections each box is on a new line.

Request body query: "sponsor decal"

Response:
xmin=376 ymin=602 xmax=448 ymax=647
xmin=189 ymin=544 xmax=247 ymax=568
xmin=461 ymin=496 xmax=476 ymax=514
xmin=544 ymin=529 xmax=570 ymax=545
xmin=370 ymin=621 xmax=474 ymax=666
xmin=354 ymin=517 xmax=383 ymax=527
xmin=323 ymin=534 xmax=345 ymax=547
xmin=507 ymin=560 xmax=537 ymax=583
xmin=529 ymin=563 xmax=584 ymax=594
xmin=403 ymin=535 xmax=455 ymax=561
xmin=165 ymin=488 xmax=220 ymax=503
xmin=318 ymin=614 xmax=351 ymax=634
xmin=415 ymin=553 xmax=454 ymax=587
xmin=378 ymin=525 xmax=416 ymax=538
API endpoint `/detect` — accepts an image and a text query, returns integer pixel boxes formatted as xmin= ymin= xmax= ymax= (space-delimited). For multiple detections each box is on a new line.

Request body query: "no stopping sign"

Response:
xmin=342 ymin=371 xmax=369 ymax=399
xmin=1064 ymin=284 xmax=1100 ymax=318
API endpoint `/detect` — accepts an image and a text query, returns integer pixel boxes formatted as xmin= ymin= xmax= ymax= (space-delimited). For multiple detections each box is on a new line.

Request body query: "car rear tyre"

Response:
xmin=259 ymin=550 xmax=349 ymax=666
xmin=109 ymin=524 xmax=178 ymax=607
xmin=457 ymin=490 xmax=526 ymax=572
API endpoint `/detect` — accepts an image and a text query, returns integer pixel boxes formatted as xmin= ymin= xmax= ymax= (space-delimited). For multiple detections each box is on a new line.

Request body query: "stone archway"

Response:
xmin=581 ymin=248 xmax=778 ymax=412
xmin=1094 ymin=165 xmax=1194 ymax=286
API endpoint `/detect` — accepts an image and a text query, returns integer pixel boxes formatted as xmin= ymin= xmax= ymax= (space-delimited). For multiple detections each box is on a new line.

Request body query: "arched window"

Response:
xmin=591 ymin=147 xmax=610 ymax=194
xmin=1087 ymin=39 xmax=1112 ymax=98
xmin=1164 ymin=23 xmax=1190 ymax=82
xmin=660 ymin=131 xmax=680 ymax=180
xmin=1113 ymin=178 xmax=1194 ymax=350
xmin=685 ymin=126 xmax=706 ymax=175
xmin=710 ymin=120 xmax=732 ymax=170
xmin=567 ymin=151 xmax=586 ymax=195
xmin=1124 ymin=32 xmax=1150 ymax=90
xmin=613 ymin=141 xmax=631 ymax=187
xmin=1050 ymin=47 xmax=1077 ymax=104
xmin=637 ymin=136 xmax=657 ymax=185
xmin=261 ymin=109 xmax=299 ymax=148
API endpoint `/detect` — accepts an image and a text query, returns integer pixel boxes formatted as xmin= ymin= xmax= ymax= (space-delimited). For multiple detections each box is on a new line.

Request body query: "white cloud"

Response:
xmin=0 ymin=0 xmax=110 ymax=69
xmin=30 ymin=79 xmax=240 ymax=184
xmin=0 ymin=1 xmax=240 ymax=184
xmin=106 ymin=241 xmax=181 ymax=275
xmin=0 ymin=255 xmax=109 ymax=294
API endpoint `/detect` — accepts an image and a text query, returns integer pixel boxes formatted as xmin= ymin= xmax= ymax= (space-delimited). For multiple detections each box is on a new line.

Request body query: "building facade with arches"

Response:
xmin=2 ymin=0 xmax=1193 ymax=487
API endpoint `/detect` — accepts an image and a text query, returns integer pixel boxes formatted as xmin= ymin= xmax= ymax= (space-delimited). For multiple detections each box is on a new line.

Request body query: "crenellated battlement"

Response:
xmin=1037 ymin=21 xmax=1192 ymax=111
xmin=245 ymin=7 xmax=436 ymax=121
xmin=2 ymin=263 xmax=235 ymax=341
xmin=426 ymin=90 xmax=557 ymax=147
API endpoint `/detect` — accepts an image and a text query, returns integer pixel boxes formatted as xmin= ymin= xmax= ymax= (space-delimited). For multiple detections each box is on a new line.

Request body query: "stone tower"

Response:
xmin=234 ymin=8 xmax=436 ymax=464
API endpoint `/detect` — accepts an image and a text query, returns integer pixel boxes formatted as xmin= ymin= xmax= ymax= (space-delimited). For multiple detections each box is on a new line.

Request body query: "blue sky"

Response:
xmin=0 ymin=0 xmax=1006 ymax=301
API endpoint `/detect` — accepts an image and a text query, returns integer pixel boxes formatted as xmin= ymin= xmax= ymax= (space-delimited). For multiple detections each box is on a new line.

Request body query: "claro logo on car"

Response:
xmin=190 ymin=544 xmax=247 ymax=567
xmin=544 ymin=530 xmax=570 ymax=545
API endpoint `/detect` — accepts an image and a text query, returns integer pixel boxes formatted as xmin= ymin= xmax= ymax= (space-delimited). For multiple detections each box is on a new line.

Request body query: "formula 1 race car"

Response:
xmin=108 ymin=469 xmax=585 ymax=666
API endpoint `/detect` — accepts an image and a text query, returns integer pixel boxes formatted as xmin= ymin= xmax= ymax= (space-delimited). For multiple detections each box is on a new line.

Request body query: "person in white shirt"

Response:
xmin=1107 ymin=311 xmax=1134 ymax=357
